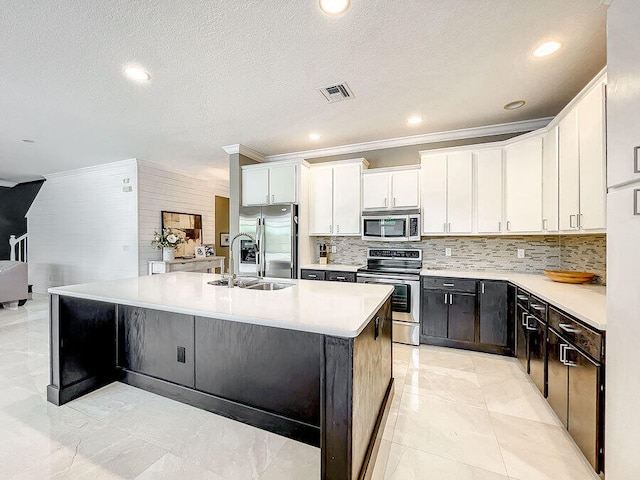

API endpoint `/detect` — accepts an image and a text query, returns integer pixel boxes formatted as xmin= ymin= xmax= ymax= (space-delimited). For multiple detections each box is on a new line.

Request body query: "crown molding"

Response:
xmin=44 ymin=158 xmax=138 ymax=179
xmin=263 ymin=117 xmax=553 ymax=162
xmin=0 ymin=179 xmax=18 ymax=188
xmin=221 ymin=144 xmax=265 ymax=163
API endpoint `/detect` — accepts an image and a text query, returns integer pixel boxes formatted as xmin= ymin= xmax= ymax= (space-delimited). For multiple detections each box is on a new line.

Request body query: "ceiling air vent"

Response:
xmin=319 ymin=82 xmax=354 ymax=103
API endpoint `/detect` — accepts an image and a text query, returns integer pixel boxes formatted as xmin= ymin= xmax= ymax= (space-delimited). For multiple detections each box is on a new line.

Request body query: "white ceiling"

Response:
xmin=0 ymin=0 xmax=607 ymax=185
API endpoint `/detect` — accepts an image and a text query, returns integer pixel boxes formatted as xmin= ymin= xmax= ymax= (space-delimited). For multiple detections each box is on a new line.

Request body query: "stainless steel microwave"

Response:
xmin=361 ymin=212 xmax=421 ymax=242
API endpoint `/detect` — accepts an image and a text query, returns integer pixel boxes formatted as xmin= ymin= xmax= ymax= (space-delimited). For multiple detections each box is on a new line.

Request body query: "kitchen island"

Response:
xmin=47 ymin=272 xmax=394 ymax=480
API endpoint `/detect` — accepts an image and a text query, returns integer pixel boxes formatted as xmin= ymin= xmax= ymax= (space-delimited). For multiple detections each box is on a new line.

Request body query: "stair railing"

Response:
xmin=9 ymin=234 xmax=27 ymax=262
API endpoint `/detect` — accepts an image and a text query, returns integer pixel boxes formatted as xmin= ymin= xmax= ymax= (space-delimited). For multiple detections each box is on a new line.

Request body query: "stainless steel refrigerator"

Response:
xmin=237 ymin=204 xmax=298 ymax=279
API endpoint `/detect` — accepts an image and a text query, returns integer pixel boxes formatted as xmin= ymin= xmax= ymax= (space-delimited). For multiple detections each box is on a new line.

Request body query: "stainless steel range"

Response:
xmin=357 ymin=248 xmax=422 ymax=346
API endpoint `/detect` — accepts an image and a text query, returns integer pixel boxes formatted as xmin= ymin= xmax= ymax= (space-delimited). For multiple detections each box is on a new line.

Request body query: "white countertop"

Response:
xmin=300 ymin=264 xmax=363 ymax=272
xmin=420 ymin=269 xmax=606 ymax=331
xmin=48 ymin=272 xmax=393 ymax=338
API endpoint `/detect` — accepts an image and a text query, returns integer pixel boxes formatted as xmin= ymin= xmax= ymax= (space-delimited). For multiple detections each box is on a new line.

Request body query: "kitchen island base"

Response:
xmin=48 ymin=294 xmax=392 ymax=480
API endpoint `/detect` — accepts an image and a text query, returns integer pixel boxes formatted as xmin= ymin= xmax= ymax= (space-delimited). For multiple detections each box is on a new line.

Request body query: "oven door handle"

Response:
xmin=357 ymin=274 xmax=417 ymax=283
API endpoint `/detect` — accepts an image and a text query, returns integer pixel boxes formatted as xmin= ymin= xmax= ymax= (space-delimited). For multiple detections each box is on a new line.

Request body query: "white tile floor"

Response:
xmin=0 ymin=295 xmax=599 ymax=479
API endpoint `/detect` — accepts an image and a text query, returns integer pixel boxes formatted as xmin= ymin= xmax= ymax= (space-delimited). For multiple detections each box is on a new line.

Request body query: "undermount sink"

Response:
xmin=207 ymin=277 xmax=293 ymax=290
xmin=244 ymin=282 xmax=293 ymax=291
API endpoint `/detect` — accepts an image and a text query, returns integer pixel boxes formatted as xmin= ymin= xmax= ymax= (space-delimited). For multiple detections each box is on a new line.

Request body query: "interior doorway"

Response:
xmin=214 ymin=195 xmax=230 ymax=272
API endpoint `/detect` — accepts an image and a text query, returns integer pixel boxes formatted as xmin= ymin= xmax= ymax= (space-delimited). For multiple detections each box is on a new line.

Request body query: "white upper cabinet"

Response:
xmin=420 ymin=151 xmax=473 ymax=234
xmin=309 ymin=159 xmax=367 ymax=236
xmin=577 ymin=82 xmax=607 ymax=231
xmin=558 ymin=79 xmax=607 ymax=232
xmin=421 ymin=154 xmax=448 ymax=233
xmin=242 ymin=167 xmax=270 ymax=206
xmin=542 ymin=127 xmax=559 ymax=232
xmin=361 ymin=172 xmax=389 ymax=210
xmin=476 ymin=148 xmax=503 ymax=234
xmin=308 ymin=166 xmax=334 ymax=235
xmin=362 ymin=167 xmax=419 ymax=210
xmin=558 ymin=107 xmax=580 ymax=230
xmin=242 ymin=163 xmax=297 ymax=206
xmin=504 ymin=135 xmax=544 ymax=233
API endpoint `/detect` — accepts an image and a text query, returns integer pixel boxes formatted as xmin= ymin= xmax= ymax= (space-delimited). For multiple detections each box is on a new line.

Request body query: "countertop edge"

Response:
xmin=47 ymin=283 xmax=393 ymax=339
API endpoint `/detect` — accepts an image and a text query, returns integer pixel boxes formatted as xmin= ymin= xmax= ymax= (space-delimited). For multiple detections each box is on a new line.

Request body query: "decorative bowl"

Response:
xmin=544 ymin=270 xmax=595 ymax=284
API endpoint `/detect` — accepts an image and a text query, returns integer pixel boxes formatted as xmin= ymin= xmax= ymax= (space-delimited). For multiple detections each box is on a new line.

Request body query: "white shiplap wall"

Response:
xmin=137 ymin=161 xmax=220 ymax=275
xmin=27 ymin=159 xmax=139 ymax=293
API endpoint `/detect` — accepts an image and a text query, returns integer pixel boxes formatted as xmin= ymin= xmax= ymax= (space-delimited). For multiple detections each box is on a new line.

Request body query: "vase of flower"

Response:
xmin=162 ymin=247 xmax=175 ymax=261
xmin=152 ymin=228 xmax=185 ymax=262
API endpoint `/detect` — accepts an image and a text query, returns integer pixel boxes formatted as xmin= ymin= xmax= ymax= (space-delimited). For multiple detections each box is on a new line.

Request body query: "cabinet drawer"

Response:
xmin=422 ymin=277 xmax=476 ymax=293
xmin=172 ymin=262 xmax=195 ymax=272
xmin=516 ymin=288 xmax=530 ymax=308
xmin=548 ymin=307 xmax=603 ymax=361
xmin=528 ymin=295 xmax=548 ymax=322
xmin=300 ymin=269 xmax=326 ymax=281
xmin=327 ymin=271 xmax=356 ymax=282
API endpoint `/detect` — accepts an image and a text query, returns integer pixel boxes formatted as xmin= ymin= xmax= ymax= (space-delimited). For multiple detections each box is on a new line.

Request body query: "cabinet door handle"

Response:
xmin=329 ymin=225 xmax=333 ymax=233
xmin=443 ymin=283 xmax=454 ymax=287
xmin=481 ymin=282 xmax=485 ymax=294
xmin=569 ymin=214 xmax=577 ymax=228
xmin=449 ymin=294 xmax=453 ymax=305
xmin=578 ymin=214 xmax=583 ymax=229
xmin=443 ymin=223 xmax=448 ymax=233
xmin=393 ymin=197 xmax=397 ymax=207
xmin=506 ymin=221 xmax=511 ymax=231
xmin=444 ymin=293 xmax=448 ymax=304
xmin=384 ymin=197 xmax=387 ymax=207
xmin=498 ymin=221 xmax=502 ymax=231
xmin=530 ymin=304 xmax=545 ymax=311
xmin=271 ymin=194 xmax=275 ymax=203
xmin=564 ymin=345 xmax=578 ymax=367
xmin=336 ymin=224 xmax=340 ymax=233
xmin=448 ymin=222 xmax=452 ymax=232
xmin=559 ymin=323 xmax=581 ymax=334
xmin=560 ymin=343 xmax=567 ymax=364
xmin=516 ymin=294 xmax=528 ymax=301
xmin=635 ymin=189 xmax=640 ymax=215
xmin=308 ymin=274 xmax=317 ymax=278
xmin=635 ymin=146 xmax=640 ymax=173
xmin=336 ymin=276 xmax=346 ymax=280
xmin=522 ymin=311 xmax=528 ymax=327
xmin=543 ymin=219 xmax=548 ymax=230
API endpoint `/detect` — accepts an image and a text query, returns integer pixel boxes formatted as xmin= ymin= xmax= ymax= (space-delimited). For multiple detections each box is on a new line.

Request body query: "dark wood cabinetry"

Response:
xmin=420 ymin=276 xmax=511 ymax=355
xmin=546 ymin=307 xmax=604 ymax=473
xmin=301 ymin=268 xmax=356 ymax=283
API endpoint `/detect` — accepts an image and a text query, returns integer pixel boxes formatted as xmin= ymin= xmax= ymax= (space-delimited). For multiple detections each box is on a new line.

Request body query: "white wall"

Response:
xmin=27 ymin=159 xmax=139 ymax=293
xmin=137 ymin=161 xmax=224 ymax=275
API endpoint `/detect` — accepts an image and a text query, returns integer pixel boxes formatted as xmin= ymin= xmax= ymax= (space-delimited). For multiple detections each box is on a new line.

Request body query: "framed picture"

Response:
xmin=194 ymin=246 xmax=207 ymax=258
xmin=203 ymin=244 xmax=216 ymax=257
xmin=220 ymin=233 xmax=230 ymax=247
xmin=161 ymin=211 xmax=203 ymax=258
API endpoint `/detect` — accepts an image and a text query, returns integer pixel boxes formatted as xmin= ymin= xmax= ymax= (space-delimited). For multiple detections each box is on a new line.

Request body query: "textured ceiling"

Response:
xmin=0 ymin=0 xmax=607 ymax=185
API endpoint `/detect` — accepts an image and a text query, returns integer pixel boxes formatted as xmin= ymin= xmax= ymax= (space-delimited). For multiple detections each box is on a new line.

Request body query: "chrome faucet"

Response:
xmin=228 ymin=232 xmax=257 ymax=288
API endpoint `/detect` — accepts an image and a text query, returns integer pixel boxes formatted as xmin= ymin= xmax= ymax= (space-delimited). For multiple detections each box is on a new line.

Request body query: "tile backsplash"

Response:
xmin=315 ymin=234 xmax=607 ymax=284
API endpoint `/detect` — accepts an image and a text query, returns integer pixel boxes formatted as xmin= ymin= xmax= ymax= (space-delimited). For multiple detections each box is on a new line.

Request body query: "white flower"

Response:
xmin=167 ymin=234 xmax=177 ymax=244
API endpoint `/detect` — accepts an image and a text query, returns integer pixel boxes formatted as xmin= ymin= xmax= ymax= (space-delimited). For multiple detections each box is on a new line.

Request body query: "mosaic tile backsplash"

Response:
xmin=315 ymin=234 xmax=606 ymax=284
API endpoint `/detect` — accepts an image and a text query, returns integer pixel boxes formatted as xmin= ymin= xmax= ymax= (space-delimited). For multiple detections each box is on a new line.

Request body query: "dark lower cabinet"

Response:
xmin=478 ymin=281 xmax=509 ymax=347
xmin=420 ymin=290 xmax=449 ymax=338
xmin=547 ymin=310 xmax=604 ymax=473
xmin=447 ymin=293 xmax=476 ymax=342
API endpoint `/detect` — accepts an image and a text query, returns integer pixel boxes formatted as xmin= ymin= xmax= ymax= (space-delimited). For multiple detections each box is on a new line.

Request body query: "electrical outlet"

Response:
xmin=445 ymin=248 xmax=452 ymax=257
xmin=331 ymin=245 xmax=337 ymax=253
xmin=517 ymin=249 xmax=525 ymax=259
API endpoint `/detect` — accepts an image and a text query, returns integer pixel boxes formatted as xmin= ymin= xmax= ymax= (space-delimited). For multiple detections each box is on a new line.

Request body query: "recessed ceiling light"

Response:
xmin=533 ymin=41 xmax=562 ymax=58
xmin=22 ymin=139 xmax=35 ymax=143
xmin=123 ymin=65 xmax=151 ymax=83
xmin=319 ymin=0 xmax=350 ymax=15
xmin=503 ymin=100 xmax=526 ymax=110
xmin=406 ymin=116 xmax=423 ymax=126
xmin=308 ymin=133 xmax=321 ymax=141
